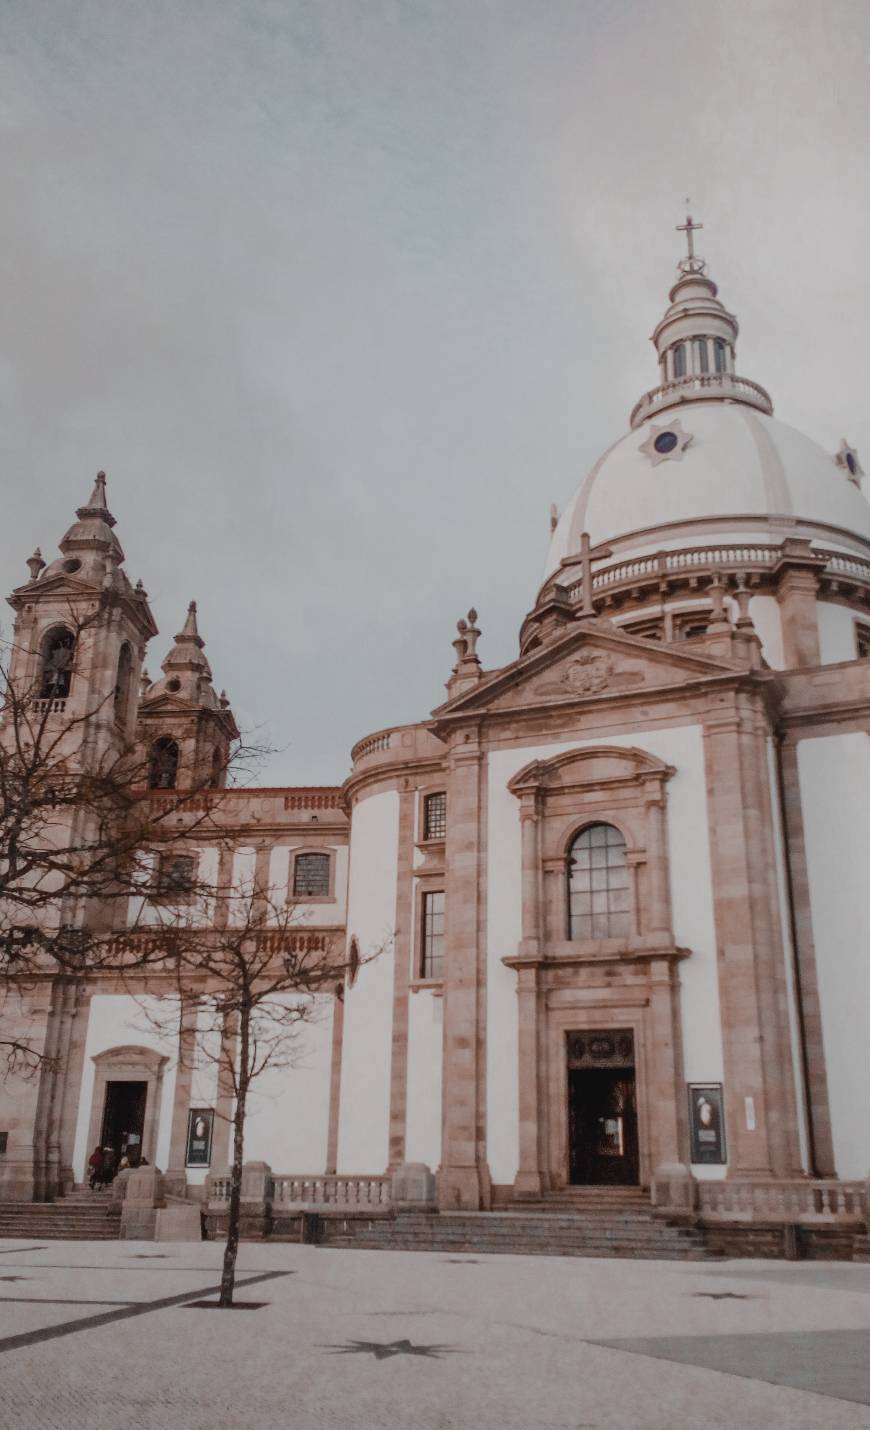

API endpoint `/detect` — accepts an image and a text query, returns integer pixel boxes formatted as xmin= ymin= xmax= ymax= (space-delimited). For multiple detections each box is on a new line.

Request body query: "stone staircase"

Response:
xmin=0 ymin=1189 xmax=121 ymax=1240
xmin=315 ymin=1188 xmax=716 ymax=1260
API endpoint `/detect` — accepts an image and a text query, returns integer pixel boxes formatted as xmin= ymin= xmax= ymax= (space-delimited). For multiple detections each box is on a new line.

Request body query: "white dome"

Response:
xmin=545 ymin=402 xmax=870 ymax=582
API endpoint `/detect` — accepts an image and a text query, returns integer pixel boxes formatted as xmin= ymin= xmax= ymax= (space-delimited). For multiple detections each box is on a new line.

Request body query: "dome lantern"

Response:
xmin=630 ymin=216 xmax=773 ymax=429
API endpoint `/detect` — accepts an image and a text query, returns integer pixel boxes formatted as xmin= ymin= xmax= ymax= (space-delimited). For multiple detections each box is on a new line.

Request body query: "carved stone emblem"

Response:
xmin=563 ymin=650 xmax=612 ymax=693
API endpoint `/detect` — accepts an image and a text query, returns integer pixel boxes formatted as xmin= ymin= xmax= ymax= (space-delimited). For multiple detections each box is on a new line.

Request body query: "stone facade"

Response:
xmin=3 ymin=232 xmax=870 ymax=1240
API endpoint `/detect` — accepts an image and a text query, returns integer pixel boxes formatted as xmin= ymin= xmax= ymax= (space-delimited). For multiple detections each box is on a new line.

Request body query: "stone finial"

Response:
xmin=219 ymin=689 xmax=230 ymax=710
xmin=26 ymin=548 xmax=45 ymax=582
xmin=733 ymin=575 xmax=754 ymax=629
xmin=707 ymin=570 xmax=731 ymax=631
xmin=134 ymin=578 xmax=148 ymax=599
xmin=550 ymin=503 xmax=559 ymax=534
xmin=464 ymin=608 xmax=481 ymax=660
xmin=139 ymin=667 xmax=151 ymax=699
xmin=452 ymin=618 xmax=468 ymax=667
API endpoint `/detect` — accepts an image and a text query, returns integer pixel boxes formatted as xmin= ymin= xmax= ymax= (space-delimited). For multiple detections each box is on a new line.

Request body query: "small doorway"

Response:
xmin=100 ymin=1080 xmax=147 ymax=1167
xmin=567 ymin=1030 xmax=639 ymax=1186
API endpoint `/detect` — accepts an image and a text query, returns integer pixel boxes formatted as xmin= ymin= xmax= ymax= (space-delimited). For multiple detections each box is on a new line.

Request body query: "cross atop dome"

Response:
xmin=676 ymin=208 xmax=707 ymax=276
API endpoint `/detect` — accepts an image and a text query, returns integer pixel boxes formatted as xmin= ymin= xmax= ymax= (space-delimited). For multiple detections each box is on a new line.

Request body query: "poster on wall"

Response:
xmin=688 ymin=1083 xmax=726 ymax=1165
xmin=185 ymin=1108 xmax=214 ymax=1167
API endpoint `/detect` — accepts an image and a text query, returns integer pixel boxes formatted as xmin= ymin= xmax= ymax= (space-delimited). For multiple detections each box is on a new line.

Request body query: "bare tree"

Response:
xmin=0 ymin=620 xmax=263 ymax=1075
xmin=138 ymin=871 xmax=379 ymax=1307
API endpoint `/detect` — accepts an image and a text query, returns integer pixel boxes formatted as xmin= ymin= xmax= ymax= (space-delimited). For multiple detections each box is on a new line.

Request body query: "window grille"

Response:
xmin=294 ymin=852 xmax=331 ymax=898
xmin=568 ymin=824 xmax=630 ymax=940
xmin=423 ymin=792 xmax=447 ymax=840
xmin=421 ymin=890 xmax=445 ymax=980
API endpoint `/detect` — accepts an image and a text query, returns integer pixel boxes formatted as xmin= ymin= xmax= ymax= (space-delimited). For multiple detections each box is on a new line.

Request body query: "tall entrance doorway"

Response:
xmin=567 ymin=1030 xmax=639 ymax=1185
xmin=100 ymin=1081 xmax=147 ymax=1166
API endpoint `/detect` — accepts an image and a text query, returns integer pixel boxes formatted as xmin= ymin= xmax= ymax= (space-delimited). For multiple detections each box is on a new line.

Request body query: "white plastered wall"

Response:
xmin=749 ymin=594 xmax=785 ymax=669
xmin=241 ymin=995 xmax=334 ymax=1172
xmin=817 ymin=602 xmax=859 ymax=665
xmin=72 ymin=994 xmax=179 ymax=1183
xmin=405 ymin=991 xmax=443 ymax=1167
xmin=336 ymin=789 xmax=399 ymax=1174
xmin=486 ymin=724 xmax=724 ymax=1186
xmin=797 ymin=732 xmax=870 ymax=1180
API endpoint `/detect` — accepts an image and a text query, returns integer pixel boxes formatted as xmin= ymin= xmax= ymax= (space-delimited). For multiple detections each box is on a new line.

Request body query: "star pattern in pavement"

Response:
xmin=325 ymin=1338 xmax=453 ymax=1360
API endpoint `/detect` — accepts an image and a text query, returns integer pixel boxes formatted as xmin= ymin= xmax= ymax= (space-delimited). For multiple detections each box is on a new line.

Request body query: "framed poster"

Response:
xmin=688 ymin=1083 xmax=726 ymax=1165
xmin=185 ymin=1108 xmax=214 ymax=1168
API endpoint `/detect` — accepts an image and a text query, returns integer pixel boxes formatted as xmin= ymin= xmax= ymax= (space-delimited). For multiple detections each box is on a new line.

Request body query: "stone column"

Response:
xmin=643 ymin=779 xmax=672 ymax=936
xmin=387 ymin=787 xmax=416 ymax=1169
xmin=56 ymin=985 xmax=92 ymax=1194
xmin=777 ymin=737 xmax=836 ymax=1176
xmin=512 ymin=961 xmax=543 ymax=1199
xmin=210 ymin=1011 xmax=237 ymax=1172
xmin=774 ymin=541 xmax=824 ymax=668
xmin=645 ymin=956 xmax=685 ymax=1172
xmin=438 ymin=731 xmax=490 ymax=1210
xmin=518 ymin=793 xmax=541 ymax=954
xmin=703 ymin=704 xmax=803 ymax=1178
xmin=165 ymin=998 xmax=198 ymax=1192
xmin=325 ymin=987 xmax=345 ymax=1175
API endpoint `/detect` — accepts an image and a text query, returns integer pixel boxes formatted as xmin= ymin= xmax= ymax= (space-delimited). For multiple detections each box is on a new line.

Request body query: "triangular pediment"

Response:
xmin=431 ymin=620 xmax=747 ymax=725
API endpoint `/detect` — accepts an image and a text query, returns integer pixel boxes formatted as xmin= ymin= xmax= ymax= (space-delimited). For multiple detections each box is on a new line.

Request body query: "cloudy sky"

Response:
xmin=2 ymin=1 xmax=870 ymax=783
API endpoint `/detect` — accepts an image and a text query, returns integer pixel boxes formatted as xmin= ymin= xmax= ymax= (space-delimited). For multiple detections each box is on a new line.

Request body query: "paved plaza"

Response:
xmin=1 ymin=1239 xmax=870 ymax=1428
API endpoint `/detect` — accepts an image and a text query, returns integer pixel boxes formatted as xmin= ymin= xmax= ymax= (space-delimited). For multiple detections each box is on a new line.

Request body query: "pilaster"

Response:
xmin=438 ymin=730 xmax=490 ymax=1209
xmin=703 ymin=703 xmax=803 ymax=1178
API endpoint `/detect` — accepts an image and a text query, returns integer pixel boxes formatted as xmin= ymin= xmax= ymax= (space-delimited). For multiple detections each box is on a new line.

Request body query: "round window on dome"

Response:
xmin=62 ymin=558 xmax=82 ymax=574
xmin=653 ymin=431 xmax=679 ymax=455
xmin=166 ymin=678 xmax=181 ymax=693
xmin=846 ymin=452 xmax=858 ymax=476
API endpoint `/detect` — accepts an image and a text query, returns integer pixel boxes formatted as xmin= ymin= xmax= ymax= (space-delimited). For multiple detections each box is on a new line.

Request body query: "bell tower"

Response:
xmin=4 ymin=471 xmax=158 ymax=762
xmin=136 ymin=601 xmax=238 ymax=790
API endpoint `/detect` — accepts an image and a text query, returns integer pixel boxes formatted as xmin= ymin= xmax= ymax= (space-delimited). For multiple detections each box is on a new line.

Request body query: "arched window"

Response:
xmin=693 ymin=338 xmax=709 ymax=374
xmin=713 ymin=338 xmax=728 ymax=374
xmin=672 ymin=344 xmax=686 ymax=379
xmin=293 ymin=852 xmax=331 ymax=898
xmin=567 ymin=823 xmax=630 ymax=940
xmin=148 ymin=737 xmax=179 ymax=790
xmin=114 ymin=643 xmax=134 ymax=726
xmin=39 ymin=627 xmax=75 ymax=699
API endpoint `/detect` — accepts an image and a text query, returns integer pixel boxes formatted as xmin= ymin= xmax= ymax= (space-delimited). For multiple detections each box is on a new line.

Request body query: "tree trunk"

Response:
xmin=218 ymin=1014 xmax=248 ymax=1308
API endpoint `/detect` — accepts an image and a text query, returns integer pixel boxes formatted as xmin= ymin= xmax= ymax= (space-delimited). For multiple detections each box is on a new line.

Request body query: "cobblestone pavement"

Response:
xmin=1 ymin=1239 xmax=870 ymax=1429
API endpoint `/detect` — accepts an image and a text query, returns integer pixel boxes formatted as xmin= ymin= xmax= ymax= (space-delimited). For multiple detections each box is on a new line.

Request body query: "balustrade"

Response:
xmin=630 ymin=372 xmax=773 ymax=428
xmin=696 ymin=1179 xmax=864 ymax=1224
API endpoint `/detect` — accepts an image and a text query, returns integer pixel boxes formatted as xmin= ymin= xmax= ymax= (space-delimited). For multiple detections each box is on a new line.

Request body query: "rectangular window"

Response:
xmin=857 ymin=624 xmax=870 ymax=660
xmin=421 ymin=890 xmax=445 ymax=980
xmin=423 ymin=792 xmax=447 ymax=841
xmin=293 ymin=852 xmax=331 ymax=897
xmin=0 ymin=1132 xmax=7 ymax=1155
xmin=693 ymin=338 xmax=709 ymax=374
xmin=155 ymin=853 xmax=196 ymax=897
xmin=714 ymin=339 xmax=727 ymax=374
xmin=673 ymin=344 xmax=686 ymax=378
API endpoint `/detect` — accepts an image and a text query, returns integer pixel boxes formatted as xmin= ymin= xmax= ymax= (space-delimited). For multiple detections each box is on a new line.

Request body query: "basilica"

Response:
xmin=3 ymin=225 xmax=870 ymax=1240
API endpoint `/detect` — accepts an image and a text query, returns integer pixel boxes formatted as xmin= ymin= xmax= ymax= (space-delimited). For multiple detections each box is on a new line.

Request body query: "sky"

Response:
xmin=2 ymin=0 xmax=870 ymax=783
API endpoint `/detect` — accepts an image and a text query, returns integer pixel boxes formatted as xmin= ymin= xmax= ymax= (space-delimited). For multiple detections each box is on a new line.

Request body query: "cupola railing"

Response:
xmin=630 ymin=371 xmax=773 ymax=429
